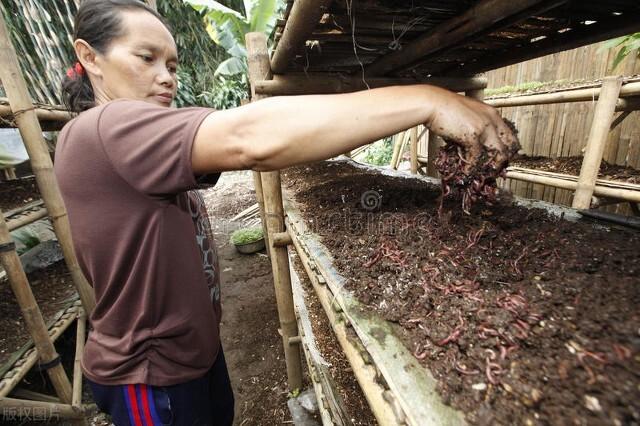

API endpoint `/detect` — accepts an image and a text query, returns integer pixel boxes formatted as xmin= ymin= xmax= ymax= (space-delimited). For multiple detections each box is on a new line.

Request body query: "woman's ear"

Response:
xmin=73 ymin=39 xmax=102 ymax=78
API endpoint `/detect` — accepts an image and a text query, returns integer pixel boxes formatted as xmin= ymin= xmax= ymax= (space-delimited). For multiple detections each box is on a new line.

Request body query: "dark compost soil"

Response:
xmin=0 ymin=261 xmax=77 ymax=369
xmin=511 ymin=156 xmax=640 ymax=184
xmin=0 ymin=176 xmax=40 ymax=212
xmin=282 ymin=161 xmax=640 ymax=426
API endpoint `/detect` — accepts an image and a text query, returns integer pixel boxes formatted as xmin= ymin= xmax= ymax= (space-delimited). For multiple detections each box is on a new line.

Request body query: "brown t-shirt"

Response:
xmin=54 ymin=99 xmax=221 ymax=386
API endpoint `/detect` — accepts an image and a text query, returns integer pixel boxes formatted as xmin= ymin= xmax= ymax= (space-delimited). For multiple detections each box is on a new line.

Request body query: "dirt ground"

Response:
xmin=283 ymin=160 xmax=640 ymax=426
xmin=0 ymin=176 xmax=40 ymax=211
xmin=201 ymin=171 xmax=292 ymax=425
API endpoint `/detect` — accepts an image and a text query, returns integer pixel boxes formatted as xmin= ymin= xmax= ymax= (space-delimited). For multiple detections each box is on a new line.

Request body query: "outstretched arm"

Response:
xmin=191 ymin=84 xmax=516 ymax=173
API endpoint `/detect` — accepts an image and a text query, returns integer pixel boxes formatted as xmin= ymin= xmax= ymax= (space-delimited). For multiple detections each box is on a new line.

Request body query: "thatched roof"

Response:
xmin=271 ymin=0 xmax=640 ymax=78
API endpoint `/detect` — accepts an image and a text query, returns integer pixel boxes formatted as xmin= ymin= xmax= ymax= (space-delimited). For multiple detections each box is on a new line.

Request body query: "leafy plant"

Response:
xmin=199 ymin=76 xmax=248 ymax=110
xmin=184 ymin=0 xmax=283 ymax=78
xmin=600 ymin=33 xmax=640 ymax=71
xmin=12 ymin=228 xmax=41 ymax=255
xmin=230 ymin=227 xmax=264 ymax=245
xmin=360 ymin=138 xmax=395 ymax=166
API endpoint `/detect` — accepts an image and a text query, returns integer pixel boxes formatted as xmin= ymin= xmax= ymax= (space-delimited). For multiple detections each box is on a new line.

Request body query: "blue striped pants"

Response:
xmin=87 ymin=348 xmax=234 ymax=426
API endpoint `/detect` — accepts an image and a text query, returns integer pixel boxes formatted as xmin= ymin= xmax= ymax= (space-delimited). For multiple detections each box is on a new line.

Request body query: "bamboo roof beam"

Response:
xmin=271 ymin=0 xmax=333 ymax=74
xmin=364 ymin=0 xmax=565 ymax=77
xmin=454 ymin=13 xmax=640 ymax=76
xmin=254 ymin=75 xmax=487 ymax=96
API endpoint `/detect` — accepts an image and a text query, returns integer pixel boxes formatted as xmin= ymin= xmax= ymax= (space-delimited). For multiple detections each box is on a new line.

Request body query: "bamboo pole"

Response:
xmin=573 ymin=76 xmax=623 ymax=209
xmin=0 ymin=211 xmax=77 ymax=416
xmin=7 ymin=208 xmax=48 ymax=232
xmin=389 ymin=132 xmax=404 ymax=169
xmin=426 ymin=131 xmax=442 ymax=177
xmin=240 ymin=99 xmax=271 ymax=255
xmin=0 ymin=16 xmax=95 ymax=314
xmin=505 ymin=171 xmax=640 ymax=203
xmin=270 ymin=0 xmax=333 ymax=74
xmin=246 ymin=32 xmax=302 ymax=391
xmin=0 ymin=102 xmax=73 ymax=123
xmin=254 ymin=75 xmax=488 ymax=96
xmin=72 ymin=310 xmax=86 ymax=408
xmin=507 ymin=167 xmax=640 ymax=191
xmin=486 ymin=81 xmax=640 ymax=108
xmin=364 ymin=0 xmax=553 ymax=76
xmin=393 ymin=131 xmax=411 ymax=170
xmin=410 ymin=127 xmax=418 ymax=174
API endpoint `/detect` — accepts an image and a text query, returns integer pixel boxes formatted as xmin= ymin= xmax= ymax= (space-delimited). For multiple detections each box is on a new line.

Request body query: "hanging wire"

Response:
xmin=345 ymin=0 xmax=370 ymax=89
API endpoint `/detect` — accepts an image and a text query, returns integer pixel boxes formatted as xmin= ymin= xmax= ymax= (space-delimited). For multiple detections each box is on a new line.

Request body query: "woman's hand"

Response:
xmin=424 ymin=89 xmax=519 ymax=173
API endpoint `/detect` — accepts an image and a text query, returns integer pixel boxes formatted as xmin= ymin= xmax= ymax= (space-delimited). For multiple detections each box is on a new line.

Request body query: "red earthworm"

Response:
xmin=613 ymin=344 xmax=631 ymax=361
xmin=485 ymin=358 xmax=503 ymax=384
xmin=455 ymin=361 xmax=480 ymax=376
xmin=414 ymin=344 xmax=429 ymax=360
xmin=436 ymin=314 xmax=465 ymax=346
xmin=363 ymin=251 xmax=382 ymax=268
xmin=478 ymin=325 xmax=499 ymax=339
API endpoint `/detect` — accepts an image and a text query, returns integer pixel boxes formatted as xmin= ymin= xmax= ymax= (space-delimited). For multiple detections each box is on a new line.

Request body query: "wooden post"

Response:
xmin=389 ymin=132 xmax=404 ymax=168
xmin=0 ymin=15 xmax=95 ymax=314
xmin=246 ymin=32 xmax=303 ymax=390
xmin=72 ymin=310 xmax=86 ymax=408
xmin=410 ymin=127 xmax=418 ymax=174
xmin=426 ymin=131 xmax=442 ymax=177
xmin=240 ymin=99 xmax=271 ymax=255
xmin=573 ymin=76 xmax=623 ymax=209
xmin=0 ymin=211 xmax=78 ymax=419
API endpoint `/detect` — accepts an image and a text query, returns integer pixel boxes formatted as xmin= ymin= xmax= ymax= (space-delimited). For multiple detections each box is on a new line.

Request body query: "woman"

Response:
xmin=55 ymin=1 xmax=516 ymax=425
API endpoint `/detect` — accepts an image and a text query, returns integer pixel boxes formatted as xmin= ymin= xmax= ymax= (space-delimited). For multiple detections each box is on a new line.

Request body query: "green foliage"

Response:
xmin=159 ymin=0 xmax=227 ymax=107
xmin=0 ymin=0 xmax=77 ymax=105
xmin=12 ymin=228 xmax=41 ymax=255
xmin=184 ymin=0 xmax=283 ymax=77
xmin=230 ymin=227 xmax=264 ymax=245
xmin=484 ymin=79 xmax=590 ymax=97
xmin=360 ymin=138 xmax=394 ymax=166
xmin=600 ymin=33 xmax=640 ymax=71
xmin=199 ymin=76 xmax=248 ymax=110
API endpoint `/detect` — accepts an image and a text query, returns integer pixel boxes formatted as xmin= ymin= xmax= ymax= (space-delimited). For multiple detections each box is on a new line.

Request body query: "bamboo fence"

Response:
xmin=483 ymin=42 xmax=640 ymax=211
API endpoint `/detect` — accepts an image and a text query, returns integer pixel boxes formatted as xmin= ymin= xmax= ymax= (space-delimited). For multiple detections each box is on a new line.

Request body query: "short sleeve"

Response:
xmin=97 ymin=100 xmax=213 ymax=198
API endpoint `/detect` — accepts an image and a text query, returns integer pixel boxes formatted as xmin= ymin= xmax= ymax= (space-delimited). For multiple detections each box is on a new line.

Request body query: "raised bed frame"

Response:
xmin=283 ymin=159 xmax=591 ymax=425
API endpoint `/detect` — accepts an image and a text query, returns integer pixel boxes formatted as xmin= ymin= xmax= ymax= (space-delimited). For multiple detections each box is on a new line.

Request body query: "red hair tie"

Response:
xmin=66 ymin=62 xmax=85 ymax=79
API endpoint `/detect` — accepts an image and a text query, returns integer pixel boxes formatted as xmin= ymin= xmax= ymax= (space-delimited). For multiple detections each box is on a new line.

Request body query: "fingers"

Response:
xmin=479 ymin=124 xmax=508 ymax=168
xmin=480 ymin=107 xmax=518 ymax=169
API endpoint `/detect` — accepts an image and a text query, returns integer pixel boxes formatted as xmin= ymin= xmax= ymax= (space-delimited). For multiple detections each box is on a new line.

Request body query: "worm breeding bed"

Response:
xmin=282 ymin=159 xmax=639 ymax=425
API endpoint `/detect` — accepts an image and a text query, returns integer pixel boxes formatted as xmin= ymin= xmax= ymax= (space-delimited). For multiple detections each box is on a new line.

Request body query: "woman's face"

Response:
xmin=84 ymin=10 xmax=178 ymax=107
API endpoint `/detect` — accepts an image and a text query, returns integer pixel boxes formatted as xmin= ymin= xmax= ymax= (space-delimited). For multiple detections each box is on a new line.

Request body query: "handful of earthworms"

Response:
xmin=435 ymin=119 xmax=520 ymax=214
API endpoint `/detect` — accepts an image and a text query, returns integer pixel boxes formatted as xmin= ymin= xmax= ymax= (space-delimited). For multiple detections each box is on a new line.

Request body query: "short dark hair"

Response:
xmin=62 ymin=0 xmax=170 ymax=113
